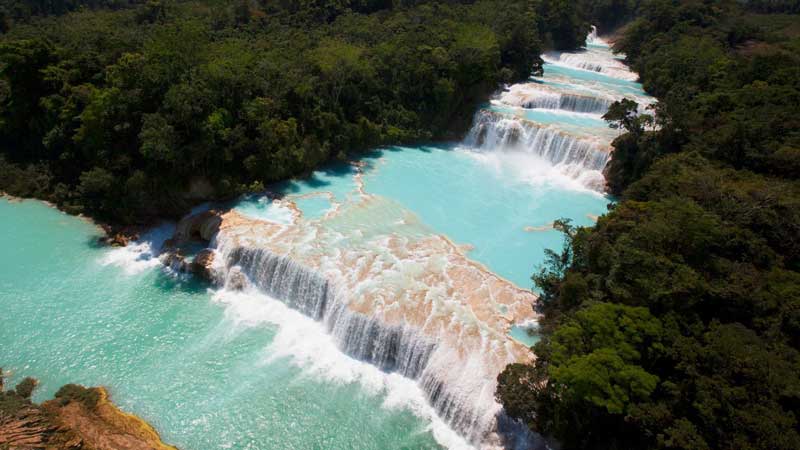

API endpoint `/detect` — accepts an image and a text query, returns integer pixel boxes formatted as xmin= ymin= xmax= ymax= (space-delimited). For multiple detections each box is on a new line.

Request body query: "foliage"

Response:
xmin=531 ymin=219 xmax=577 ymax=314
xmin=54 ymin=384 xmax=101 ymax=409
xmin=578 ymin=0 xmax=639 ymax=31
xmin=13 ymin=377 xmax=37 ymax=399
xmin=608 ymin=0 xmax=800 ymax=184
xmin=498 ymin=2 xmax=800 ymax=450
xmin=0 ymin=0 xmax=588 ymax=224
xmin=0 ymin=372 xmax=35 ymax=416
xmin=537 ymin=0 xmax=591 ymax=50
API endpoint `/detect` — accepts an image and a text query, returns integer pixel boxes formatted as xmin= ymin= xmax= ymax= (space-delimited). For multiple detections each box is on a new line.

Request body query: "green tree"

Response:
xmin=139 ymin=113 xmax=179 ymax=163
xmin=14 ymin=377 xmax=37 ymax=399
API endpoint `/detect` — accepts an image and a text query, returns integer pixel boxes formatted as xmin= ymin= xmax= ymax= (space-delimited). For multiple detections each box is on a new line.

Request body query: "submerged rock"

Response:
xmin=108 ymin=233 xmax=131 ymax=247
xmin=162 ymin=252 xmax=187 ymax=272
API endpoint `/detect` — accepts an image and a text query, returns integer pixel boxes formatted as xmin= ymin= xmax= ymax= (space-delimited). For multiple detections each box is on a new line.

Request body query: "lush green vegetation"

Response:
xmin=0 ymin=0 xmax=588 ymax=223
xmin=497 ymin=1 xmax=800 ymax=449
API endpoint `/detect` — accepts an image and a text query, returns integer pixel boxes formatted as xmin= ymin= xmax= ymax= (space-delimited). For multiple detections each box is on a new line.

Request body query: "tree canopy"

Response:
xmin=0 ymin=0 xmax=588 ymax=223
xmin=497 ymin=2 xmax=800 ymax=450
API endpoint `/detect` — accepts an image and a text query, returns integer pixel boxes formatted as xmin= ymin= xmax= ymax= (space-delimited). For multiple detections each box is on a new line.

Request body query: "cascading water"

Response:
xmin=466 ymin=110 xmax=610 ymax=172
xmin=552 ymin=94 xmax=613 ymax=114
xmin=207 ymin=207 xmax=541 ymax=448
xmin=217 ymin=246 xmax=437 ymax=380
xmin=587 ymin=25 xmax=600 ymax=44
xmin=498 ymin=84 xmax=614 ymax=114
xmin=1 ymin=26 xmax=652 ymax=450
xmin=463 ymin=27 xmax=654 ymax=190
xmin=540 ymin=44 xmax=639 ymax=82
xmin=194 ymin=28 xmax=650 ymax=449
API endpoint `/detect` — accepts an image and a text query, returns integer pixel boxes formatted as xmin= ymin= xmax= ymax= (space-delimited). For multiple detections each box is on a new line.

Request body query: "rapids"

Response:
xmin=0 ymin=29 xmax=651 ymax=449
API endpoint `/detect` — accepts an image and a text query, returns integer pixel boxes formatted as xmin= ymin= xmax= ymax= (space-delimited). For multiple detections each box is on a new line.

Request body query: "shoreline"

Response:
xmin=0 ymin=27 xmax=634 ymax=449
xmin=0 ymin=374 xmax=178 ymax=450
xmin=60 ymin=386 xmax=178 ymax=450
xmin=0 ymin=192 xmax=146 ymax=246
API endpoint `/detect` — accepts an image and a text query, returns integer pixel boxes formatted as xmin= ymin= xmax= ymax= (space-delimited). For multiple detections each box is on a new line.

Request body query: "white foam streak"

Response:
xmin=211 ymin=287 xmax=475 ymax=450
xmin=498 ymin=84 xmax=614 ymax=115
xmin=463 ymin=150 xmax=606 ymax=195
xmin=464 ymin=110 xmax=610 ymax=190
xmin=541 ymin=48 xmax=639 ymax=81
xmin=99 ymin=223 xmax=174 ymax=274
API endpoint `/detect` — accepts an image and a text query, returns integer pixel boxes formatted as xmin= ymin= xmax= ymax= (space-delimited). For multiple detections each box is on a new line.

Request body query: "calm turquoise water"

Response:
xmin=236 ymin=144 xmax=609 ymax=289
xmin=508 ymin=325 xmax=540 ymax=348
xmin=488 ymin=103 xmax=610 ymax=130
xmin=361 ymin=146 xmax=607 ymax=288
xmin=0 ymin=198 xmax=447 ymax=449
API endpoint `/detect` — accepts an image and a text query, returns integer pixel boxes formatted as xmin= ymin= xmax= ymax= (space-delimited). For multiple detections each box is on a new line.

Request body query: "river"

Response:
xmin=0 ymin=30 xmax=651 ymax=449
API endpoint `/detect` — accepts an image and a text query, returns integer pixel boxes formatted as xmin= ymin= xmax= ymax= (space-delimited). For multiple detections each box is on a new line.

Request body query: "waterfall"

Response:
xmin=556 ymin=94 xmax=613 ymax=114
xmin=177 ymin=24 xmax=646 ymax=449
xmin=499 ymin=89 xmax=613 ymax=114
xmin=465 ymin=110 xmax=610 ymax=173
xmin=211 ymin=239 xmax=537 ymax=448
xmin=217 ymin=245 xmax=436 ymax=380
xmin=542 ymin=51 xmax=639 ymax=82
xmin=587 ymin=25 xmax=599 ymax=44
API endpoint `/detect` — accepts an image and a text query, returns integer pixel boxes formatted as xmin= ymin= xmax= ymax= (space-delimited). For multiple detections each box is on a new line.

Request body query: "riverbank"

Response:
xmin=1 ymin=0 xmax=575 ymax=227
xmin=497 ymin=3 xmax=800 ymax=449
xmin=0 ymin=196 xmax=459 ymax=449
xmin=1 ymin=373 xmax=176 ymax=450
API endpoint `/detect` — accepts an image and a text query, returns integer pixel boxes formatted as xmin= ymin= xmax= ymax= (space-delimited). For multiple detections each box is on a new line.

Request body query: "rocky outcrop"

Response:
xmin=160 ymin=210 xmax=223 ymax=281
xmin=224 ymin=266 xmax=248 ymax=291
xmin=99 ymin=225 xmax=141 ymax=247
xmin=173 ymin=210 xmax=222 ymax=244
xmin=0 ymin=406 xmax=53 ymax=448
xmin=161 ymin=252 xmax=187 ymax=272
xmin=107 ymin=232 xmax=133 ymax=247
xmin=190 ymin=249 xmax=215 ymax=281
xmin=1 ymin=375 xmax=176 ymax=450
xmin=44 ymin=386 xmax=177 ymax=450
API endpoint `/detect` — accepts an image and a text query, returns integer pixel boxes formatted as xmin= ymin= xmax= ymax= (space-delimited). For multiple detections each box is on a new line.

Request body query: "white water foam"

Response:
xmin=497 ymin=84 xmax=614 ymax=115
xmin=462 ymin=149 xmax=607 ymax=194
xmin=211 ymin=286 xmax=476 ymax=450
xmin=101 ymin=232 xmax=479 ymax=450
xmin=464 ymin=110 xmax=610 ymax=190
xmin=541 ymin=50 xmax=639 ymax=82
xmin=99 ymin=223 xmax=175 ymax=274
xmin=235 ymin=196 xmax=295 ymax=225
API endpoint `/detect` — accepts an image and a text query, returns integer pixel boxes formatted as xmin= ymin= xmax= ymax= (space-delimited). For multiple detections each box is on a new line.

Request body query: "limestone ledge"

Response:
xmin=217 ymin=206 xmax=539 ymax=369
